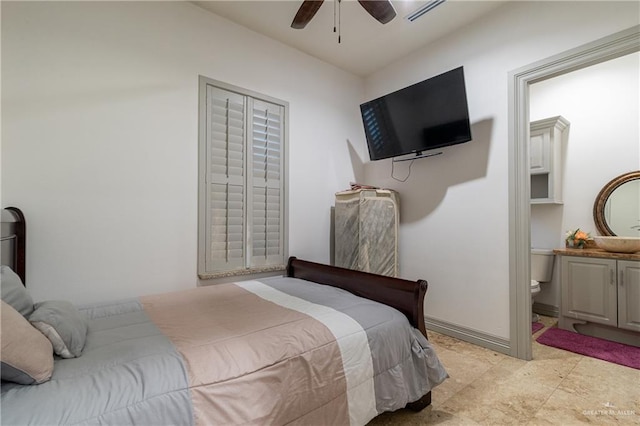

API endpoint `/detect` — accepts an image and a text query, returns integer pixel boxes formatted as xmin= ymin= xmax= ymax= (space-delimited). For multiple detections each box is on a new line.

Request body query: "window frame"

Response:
xmin=198 ymin=76 xmax=289 ymax=279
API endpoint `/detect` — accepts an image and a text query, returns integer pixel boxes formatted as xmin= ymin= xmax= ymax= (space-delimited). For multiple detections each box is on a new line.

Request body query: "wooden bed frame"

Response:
xmin=0 ymin=207 xmax=432 ymax=411
xmin=1 ymin=207 xmax=26 ymax=284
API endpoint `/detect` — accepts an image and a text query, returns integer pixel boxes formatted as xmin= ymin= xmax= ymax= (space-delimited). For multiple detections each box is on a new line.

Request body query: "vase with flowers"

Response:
xmin=565 ymin=228 xmax=591 ymax=249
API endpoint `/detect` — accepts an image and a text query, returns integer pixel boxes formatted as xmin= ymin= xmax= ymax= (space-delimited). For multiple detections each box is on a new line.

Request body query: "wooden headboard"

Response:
xmin=1 ymin=207 xmax=26 ymax=284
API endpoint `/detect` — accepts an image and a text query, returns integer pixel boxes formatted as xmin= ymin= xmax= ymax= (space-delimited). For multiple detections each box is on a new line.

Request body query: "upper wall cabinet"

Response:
xmin=530 ymin=116 xmax=570 ymax=204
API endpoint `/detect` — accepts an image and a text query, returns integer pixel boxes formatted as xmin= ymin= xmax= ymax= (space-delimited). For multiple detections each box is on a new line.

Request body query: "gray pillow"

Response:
xmin=1 ymin=265 xmax=34 ymax=317
xmin=29 ymin=300 xmax=88 ymax=358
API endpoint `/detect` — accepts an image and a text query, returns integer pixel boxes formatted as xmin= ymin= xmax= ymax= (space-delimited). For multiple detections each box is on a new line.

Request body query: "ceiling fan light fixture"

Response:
xmin=405 ymin=0 xmax=447 ymax=22
xmin=291 ymin=0 xmax=397 ymax=31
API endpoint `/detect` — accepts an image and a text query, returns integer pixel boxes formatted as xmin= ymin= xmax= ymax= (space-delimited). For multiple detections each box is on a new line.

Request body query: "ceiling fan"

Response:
xmin=291 ymin=0 xmax=397 ymax=30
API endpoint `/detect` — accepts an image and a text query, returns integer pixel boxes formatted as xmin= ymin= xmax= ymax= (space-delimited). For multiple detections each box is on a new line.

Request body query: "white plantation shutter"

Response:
xmin=206 ymin=86 xmax=246 ymax=271
xmin=250 ymin=99 xmax=284 ymax=266
xmin=199 ymin=78 xmax=287 ymax=276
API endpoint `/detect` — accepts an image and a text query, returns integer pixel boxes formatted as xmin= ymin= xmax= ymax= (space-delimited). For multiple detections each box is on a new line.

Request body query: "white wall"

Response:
xmin=361 ymin=1 xmax=639 ymax=339
xmin=1 ymin=2 xmax=364 ymax=304
xmin=530 ymin=51 xmax=640 ymax=308
xmin=3 ymin=1 xmax=639 ymax=343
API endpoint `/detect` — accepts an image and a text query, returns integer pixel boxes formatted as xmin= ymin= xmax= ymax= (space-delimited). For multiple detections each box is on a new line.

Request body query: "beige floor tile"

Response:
xmin=440 ymin=363 xmax=556 ymax=424
xmin=371 ymin=318 xmax=639 ymax=425
xmin=537 ymin=316 xmax=558 ymax=328
xmin=528 ymin=387 xmax=639 ymax=425
xmin=557 ymin=357 xmax=640 ymax=412
xmin=509 ymin=356 xmax=581 ymax=389
xmin=428 ymin=345 xmax=499 ymax=404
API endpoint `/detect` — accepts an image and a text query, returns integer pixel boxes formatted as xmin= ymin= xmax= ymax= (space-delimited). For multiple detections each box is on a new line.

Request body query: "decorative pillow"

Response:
xmin=29 ymin=300 xmax=89 ymax=359
xmin=1 ymin=300 xmax=54 ymax=384
xmin=0 ymin=265 xmax=34 ymax=317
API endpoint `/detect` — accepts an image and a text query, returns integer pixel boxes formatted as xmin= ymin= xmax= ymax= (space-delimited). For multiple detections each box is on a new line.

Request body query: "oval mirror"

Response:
xmin=593 ymin=171 xmax=640 ymax=237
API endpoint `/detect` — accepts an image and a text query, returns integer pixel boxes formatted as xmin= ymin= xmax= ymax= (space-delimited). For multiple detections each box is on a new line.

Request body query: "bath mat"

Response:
xmin=536 ymin=327 xmax=640 ymax=370
xmin=531 ymin=322 xmax=544 ymax=334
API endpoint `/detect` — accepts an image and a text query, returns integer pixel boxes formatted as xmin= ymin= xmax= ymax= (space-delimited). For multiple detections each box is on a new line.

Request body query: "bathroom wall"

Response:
xmin=529 ymin=51 xmax=640 ymax=311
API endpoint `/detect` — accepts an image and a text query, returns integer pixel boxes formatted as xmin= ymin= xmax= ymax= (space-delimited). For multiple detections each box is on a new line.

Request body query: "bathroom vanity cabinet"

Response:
xmin=556 ymin=249 xmax=640 ymax=346
xmin=530 ymin=116 xmax=569 ymax=204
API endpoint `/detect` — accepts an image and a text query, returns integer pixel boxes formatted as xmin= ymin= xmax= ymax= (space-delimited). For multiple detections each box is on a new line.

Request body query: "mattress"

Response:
xmin=1 ymin=276 xmax=447 ymax=425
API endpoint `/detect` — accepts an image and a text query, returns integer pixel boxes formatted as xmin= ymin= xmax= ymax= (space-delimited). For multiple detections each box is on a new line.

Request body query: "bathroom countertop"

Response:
xmin=553 ymin=248 xmax=640 ymax=261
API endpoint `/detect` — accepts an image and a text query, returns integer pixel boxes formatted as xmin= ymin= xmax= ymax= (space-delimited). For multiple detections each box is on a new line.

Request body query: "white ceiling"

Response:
xmin=192 ymin=0 xmax=509 ymax=77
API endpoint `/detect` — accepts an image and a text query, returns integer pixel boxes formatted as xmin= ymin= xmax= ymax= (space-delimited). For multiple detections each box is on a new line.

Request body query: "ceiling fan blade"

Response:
xmin=357 ymin=0 xmax=396 ymax=24
xmin=291 ymin=0 xmax=325 ymax=29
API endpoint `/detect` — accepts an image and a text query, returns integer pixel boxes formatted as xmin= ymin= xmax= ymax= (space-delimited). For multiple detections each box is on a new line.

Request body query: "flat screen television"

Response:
xmin=360 ymin=66 xmax=472 ymax=161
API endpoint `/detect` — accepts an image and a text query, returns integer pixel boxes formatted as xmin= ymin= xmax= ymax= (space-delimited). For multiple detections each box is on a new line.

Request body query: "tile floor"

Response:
xmin=369 ymin=316 xmax=640 ymax=425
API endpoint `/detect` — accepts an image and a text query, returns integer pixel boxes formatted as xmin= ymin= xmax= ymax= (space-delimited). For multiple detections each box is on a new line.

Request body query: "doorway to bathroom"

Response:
xmin=529 ymin=51 xmax=640 ymax=336
xmin=508 ymin=25 xmax=640 ymax=361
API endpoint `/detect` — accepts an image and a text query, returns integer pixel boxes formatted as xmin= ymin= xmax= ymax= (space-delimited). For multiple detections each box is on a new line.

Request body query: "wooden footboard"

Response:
xmin=286 ymin=256 xmax=432 ymax=411
xmin=286 ymin=256 xmax=428 ymax=338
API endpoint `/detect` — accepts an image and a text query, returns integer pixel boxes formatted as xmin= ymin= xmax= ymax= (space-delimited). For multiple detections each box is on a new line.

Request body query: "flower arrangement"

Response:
xmin=565 ymin=228 xmax=591 ymax=249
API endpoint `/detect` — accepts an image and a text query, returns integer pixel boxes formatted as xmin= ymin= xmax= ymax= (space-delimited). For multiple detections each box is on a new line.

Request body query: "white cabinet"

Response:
xmin=530 ymin=116 xmax=569 ymax=204
xmin=561 ymin=257 xmax=617 ymax=327
xmin=560 ymin=256 xmax=640 ymax=334
xmin=618 ymin=260 xmax=640 ymax=332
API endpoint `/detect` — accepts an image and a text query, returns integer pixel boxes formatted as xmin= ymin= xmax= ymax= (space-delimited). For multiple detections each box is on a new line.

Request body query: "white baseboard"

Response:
xmin=533 ymin=302 xmax=559 ymax=318
xmin=424 ymin=316 xmax=511 ymax=355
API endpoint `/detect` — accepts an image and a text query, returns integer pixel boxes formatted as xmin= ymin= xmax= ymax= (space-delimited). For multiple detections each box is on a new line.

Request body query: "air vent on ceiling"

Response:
xmin=405 ymin=0 xmax=447 ymax=22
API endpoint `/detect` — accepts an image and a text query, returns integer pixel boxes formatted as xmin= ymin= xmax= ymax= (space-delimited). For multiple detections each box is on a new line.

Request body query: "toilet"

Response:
xmin=531 ymin=248 xmax=555 ymax=322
